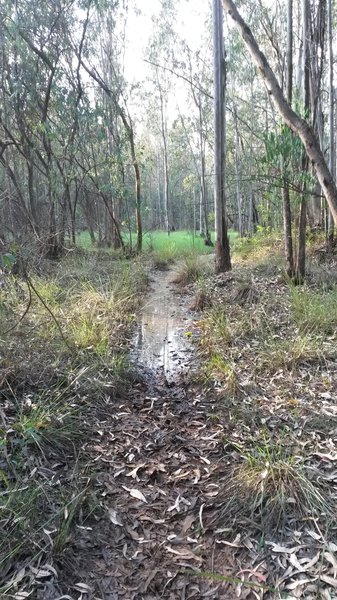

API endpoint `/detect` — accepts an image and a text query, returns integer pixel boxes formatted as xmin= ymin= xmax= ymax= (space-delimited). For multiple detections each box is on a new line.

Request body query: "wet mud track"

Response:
xmin=130 ymin=269 xmax=194 ymax=385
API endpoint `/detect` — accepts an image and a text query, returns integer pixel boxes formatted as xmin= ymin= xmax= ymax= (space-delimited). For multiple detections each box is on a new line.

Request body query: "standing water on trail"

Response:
xmin=130 ymin=269 xmax=194 ymax=382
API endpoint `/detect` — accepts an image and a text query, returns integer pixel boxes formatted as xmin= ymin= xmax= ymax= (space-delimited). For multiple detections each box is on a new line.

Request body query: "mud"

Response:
xmin=130 ymin=269 xmax=194 ymax=383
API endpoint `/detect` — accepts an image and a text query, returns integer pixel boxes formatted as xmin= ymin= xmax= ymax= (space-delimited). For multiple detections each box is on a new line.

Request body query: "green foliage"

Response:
xmin=261 ymin=126 xmax=315 ymax=193
xmin=257 ymin=334 xmax=322 ymax=373
xmin=233 ymin=226 xmax=282 ymax=262
xmin=262 ymin=126 xmax=302 ymax=166
xmin=291 ymin=286 xmax=337 ymax=335
xmin=0 ymin=253 xmax=16 ymax=270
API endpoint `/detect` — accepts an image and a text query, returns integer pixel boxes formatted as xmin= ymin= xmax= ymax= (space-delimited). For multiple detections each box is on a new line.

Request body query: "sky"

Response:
xmin=123 ymin=0 xmax=212 ymax=85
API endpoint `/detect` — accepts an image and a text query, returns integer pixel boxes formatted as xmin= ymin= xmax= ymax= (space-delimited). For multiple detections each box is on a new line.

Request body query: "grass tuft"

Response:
xmin=189 ymin=278 xmax=213 ymax=311
xmin=214 ymin=442 xmax=332 ymax=532
xmin=256 ymin=333 xmax=323 ymax=373
xmin=202 ymin=355 xmax=239 ymax=395
xmin=0 ymin=249 xmax=149 ymax=596
xmin=171 ymin=253 xmax=211 ymax=285
xmin=291 ymin=285 xmax=337 ymax=334
xmin=233 ymin=227 xmax=282 ymax=264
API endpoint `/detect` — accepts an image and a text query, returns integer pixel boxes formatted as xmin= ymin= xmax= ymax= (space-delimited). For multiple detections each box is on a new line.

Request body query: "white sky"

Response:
xmin=123 ymin=0 xmax=211 ymax=84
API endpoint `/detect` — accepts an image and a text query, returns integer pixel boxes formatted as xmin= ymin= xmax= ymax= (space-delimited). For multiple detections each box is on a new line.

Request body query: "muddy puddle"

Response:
xmin=130 ymin=270 xmax=194 ymax=382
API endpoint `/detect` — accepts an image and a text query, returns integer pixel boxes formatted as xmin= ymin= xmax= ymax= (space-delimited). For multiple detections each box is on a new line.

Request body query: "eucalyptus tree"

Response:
xmin=221 ymin=0 xmax=337 ymax=230
xmin=282 ymin=0 xmax=295 ymax=278
xmin=213 ymin=0 xmax=231 ymax=272
xmin=0 ymin=0 xmax=83 ymax=255
xmin=146 ymin=0 xmax=179 ymax=234
xmin=327 ymin=0 xmax=335 ymax=245
xmin=179 ymin=42 xmax=214 ymax=244
xmin=76 ymin=1 xmax=143 ymax=252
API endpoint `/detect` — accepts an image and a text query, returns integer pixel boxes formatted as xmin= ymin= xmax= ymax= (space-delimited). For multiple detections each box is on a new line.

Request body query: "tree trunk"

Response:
xmin=282 ymin=0 xmax=295 ymax=278
xmin=328 ymin=0 xmax=335 ymax=246
xmin=134 ymin=159 xmax=142 ymax=252
xmin=221 ymin=0 xmax=337 ymax=226
xmin=233 ymin=105 xmax=243 ymax=236
xmin=283 ymin=186 xmax=295 ymax=277
xmin=295 ymin=0 xmax=310 ymax=282
xmin=213 ymin=0 xmax=231 ymax=272
xmin=157 ymin=75 xmax=170 ymax=236
xmin=198 ymin=102 xmax=211 ymax=244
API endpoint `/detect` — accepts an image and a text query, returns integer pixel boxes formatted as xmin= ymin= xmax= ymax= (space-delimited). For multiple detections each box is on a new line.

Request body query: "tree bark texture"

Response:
xmin=282 ymin=0 xmax=295 ymax=278
xmin=328 ymin=0 xmax=335 ymax=244
xmin=213 ymin=0 xmax=231 ymax=272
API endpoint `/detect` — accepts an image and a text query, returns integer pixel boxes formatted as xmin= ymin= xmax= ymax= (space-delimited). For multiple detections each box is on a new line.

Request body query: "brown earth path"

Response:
xmin=59 ymin=269 xmax=257 ymax=600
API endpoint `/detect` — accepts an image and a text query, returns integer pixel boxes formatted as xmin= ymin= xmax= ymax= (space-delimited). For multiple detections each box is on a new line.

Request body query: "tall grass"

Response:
xmin=0 ymin=250 xmax=148 ymax=596
xmin=291 ymin=285 xmax=337 ymax=334
xmin=77 ymin=229 xmax=237 ymax=257
xmin=215 ymin=441 xmax=331 ymax=532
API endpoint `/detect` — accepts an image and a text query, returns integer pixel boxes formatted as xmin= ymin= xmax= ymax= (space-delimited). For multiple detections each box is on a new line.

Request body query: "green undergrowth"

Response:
xmin=216 ymin=438 xmax=332 ymax=533
xmin=233 ymin=226 xmax=282 ymax=264
xmin=77 ymin=229 xmax=218 ymax=257
xmin=0 ymin=250 xmax=148 ymax=595
xmin=291 ymin=284 xmax=337 ymax=334
xmin=196 ymin=236 xmax=337 ymax=538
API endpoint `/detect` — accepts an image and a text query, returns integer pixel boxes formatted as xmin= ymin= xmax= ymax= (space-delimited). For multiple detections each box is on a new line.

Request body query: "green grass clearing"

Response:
xmin=77 ymin=229 xmax=238 ymax=256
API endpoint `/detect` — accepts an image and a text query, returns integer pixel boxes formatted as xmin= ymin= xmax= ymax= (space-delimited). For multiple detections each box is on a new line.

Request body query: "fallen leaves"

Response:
xmin=122 ymin=486 xmax=147 ymax=503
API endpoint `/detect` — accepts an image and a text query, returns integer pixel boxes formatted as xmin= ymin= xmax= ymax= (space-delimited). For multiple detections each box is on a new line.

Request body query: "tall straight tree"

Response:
xmin=295 ymin=0 xmax=310 ymax=282
xmin=213 ymin=0 xmax=231 ymax=273
xmin=283 ymin=0 xmax=295 ymax=278
xmin=328 ymin=0 xmax=335 ymax=246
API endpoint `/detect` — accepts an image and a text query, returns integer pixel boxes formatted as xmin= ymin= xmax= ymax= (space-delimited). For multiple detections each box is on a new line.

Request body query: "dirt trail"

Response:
xmin=62 ymin=269 xmax=243 ymax=600
xmin=59 ymin=263 xmax=337 ymax=600
xmin=130 ymin=269 xmax=194 ymax=384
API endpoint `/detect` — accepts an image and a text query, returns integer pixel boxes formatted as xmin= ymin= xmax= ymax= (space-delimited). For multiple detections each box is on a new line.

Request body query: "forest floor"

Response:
xmin=1 ymin=237 xmax=337 ymax=599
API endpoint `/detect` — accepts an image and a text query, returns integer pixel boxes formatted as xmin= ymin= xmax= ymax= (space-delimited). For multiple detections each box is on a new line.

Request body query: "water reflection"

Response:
xmin=131 ymin=270 xmax=192 ymax=380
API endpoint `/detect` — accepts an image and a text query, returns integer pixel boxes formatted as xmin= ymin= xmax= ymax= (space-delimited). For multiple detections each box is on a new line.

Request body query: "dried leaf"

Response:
xmin=165 ymin=545 xmax=203 ymax=563
xmin=328 ymin=543 xmax=337 ymax=552
xmin=108 ymin=508 xmax=123 ymax=526
xmin=126 ymin=463 xmax=146 ymax=479
xmin=286 ymin=579 xmax=314 ymax=590
xmin=324 ymin=552 xmax=337 ymax=578
xmin=122 ymin=486 xmax=147 ymax=503
xmin=167 ymin=495 xmax=180 ymax=512
xmin=268 ymin=543 xmax=304 ymax=554
xmin=73 ymin=582 xmax=94 ymax=592
xmin=216 ymin=534 xmax=241 ymax=548
xmin=182 ymin=513 xmax=197 ymax=533
xmin=320 ymin=575 xmax=337 ymax=588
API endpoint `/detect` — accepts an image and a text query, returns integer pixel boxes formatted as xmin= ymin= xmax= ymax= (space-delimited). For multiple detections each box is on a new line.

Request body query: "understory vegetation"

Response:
xmin=191 ymin=230 xmax=337 ymax=594
xmin=1 ymin=230 xmax=337 ymax=598
xmin=0 ymin=250 xmax=149 ymax=597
